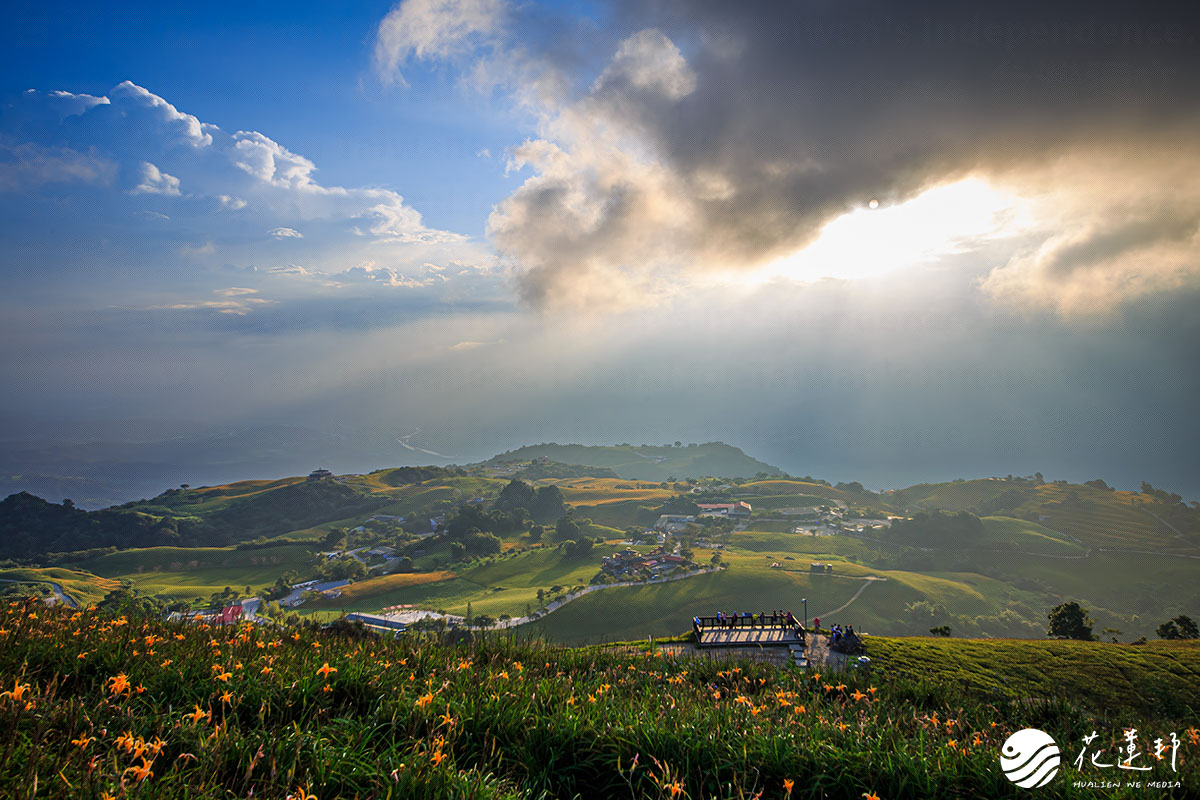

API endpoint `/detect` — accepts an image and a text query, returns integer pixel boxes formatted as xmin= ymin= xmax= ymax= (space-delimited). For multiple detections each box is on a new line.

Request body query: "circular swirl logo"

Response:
xmin=1000 ymin=728 xmax=1061 ymax=789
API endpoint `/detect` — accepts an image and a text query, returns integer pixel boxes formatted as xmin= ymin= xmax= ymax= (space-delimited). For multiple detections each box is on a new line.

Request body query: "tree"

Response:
xmin=564 ymin=538 xmax=593 ymax=558
xmin=531 ymin=486 xmax=566 ymax=523
xmin=555 ymin=516 xmax=581 ymax=542
xmin=929 ymin=625 xmax=952 ymax=637
xmin=493 ymin=479 xmax=536 ymax=514
xmin=1156 ymin=615 xmax=1199 ymax=640
xmin=528 ymin=524 xmax=544 ymax=543
xmin=323 ymin=528 xmax=345 ymax=549
xmin=474 ymin=614 xmax=496 ymax=629
xmin=1047 ymin=601 xmax=1095 ymax=640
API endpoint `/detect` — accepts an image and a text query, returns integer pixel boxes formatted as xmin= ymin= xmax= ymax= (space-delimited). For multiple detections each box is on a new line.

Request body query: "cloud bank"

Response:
xmin=377 ymin=0 xmax=1200 ymax=311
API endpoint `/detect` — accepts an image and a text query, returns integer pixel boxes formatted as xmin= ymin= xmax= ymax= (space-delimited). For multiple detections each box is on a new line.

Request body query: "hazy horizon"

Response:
xmin=3 ymin=2 xmax=1198 ymax=503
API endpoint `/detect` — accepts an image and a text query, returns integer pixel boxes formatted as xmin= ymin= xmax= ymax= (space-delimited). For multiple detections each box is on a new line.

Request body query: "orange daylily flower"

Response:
xmin=317 ymin=663 xmax=337 ymax=679
xmin=107 ymin=673 xmax=131 ymax=695
xmin=415 ymin=693 xmax=434 ymax=709
xmin=783 ymin=778 xmax=795 ymax=796
xmin=863 ymin=794 xmax=881 ymax=800
xmin=123 ymin=758 xmax=154 ymax=782
xmin=220 ymin=690 xmax=233 ymax=704
xmin=0 ymin=679 xmax=31 ymax=702
xmin=429 ymin=749 xmax=446 ymax=766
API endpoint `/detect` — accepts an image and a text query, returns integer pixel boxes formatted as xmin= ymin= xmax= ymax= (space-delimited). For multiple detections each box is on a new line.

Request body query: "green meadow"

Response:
xmin=0 ymin=602 xmax=1196 ymax=799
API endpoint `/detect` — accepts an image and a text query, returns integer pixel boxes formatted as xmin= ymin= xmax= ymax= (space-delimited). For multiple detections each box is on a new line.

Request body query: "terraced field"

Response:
xmin=554 ymin=478 xmax=674 ymax=505
xmin=1029 ymin=485 xmax=1186 ymax=552
xmin=890 ymin=478 xmax=1021 ymax=511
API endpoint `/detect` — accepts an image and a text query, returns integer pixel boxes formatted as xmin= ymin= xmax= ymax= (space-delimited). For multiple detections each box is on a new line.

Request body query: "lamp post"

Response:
xmin=802 ymin=597 xmax=807 ymax=629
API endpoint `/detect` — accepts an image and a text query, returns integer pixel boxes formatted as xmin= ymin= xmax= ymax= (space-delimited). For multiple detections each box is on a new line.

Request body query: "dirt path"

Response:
xmin=814 ymin=576 xmax=884 ymax=619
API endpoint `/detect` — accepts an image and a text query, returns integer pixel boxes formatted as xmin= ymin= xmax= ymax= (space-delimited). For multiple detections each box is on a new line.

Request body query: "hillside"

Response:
xmin=485 ymin=442 xmax=784 ymax=481
xmin=889 ymin=477 xmax=1200 ymax=554
xmin=864 ymin=636 xmax=1200 ymax=718
xmin=1 ymin=603 xmax=1195 ymax=799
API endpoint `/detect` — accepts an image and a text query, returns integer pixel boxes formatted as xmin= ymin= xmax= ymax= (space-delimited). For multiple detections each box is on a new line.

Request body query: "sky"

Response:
xmin=2 ymin=1 xmax=1199 ymax=496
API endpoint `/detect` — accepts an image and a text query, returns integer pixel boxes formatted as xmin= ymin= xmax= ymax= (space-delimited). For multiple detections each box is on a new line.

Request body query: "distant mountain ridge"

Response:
xmin=485 ymin=442 xmax=785 ymax=482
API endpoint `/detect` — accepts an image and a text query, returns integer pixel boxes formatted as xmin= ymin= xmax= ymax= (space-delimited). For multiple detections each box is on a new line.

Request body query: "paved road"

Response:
xmin=0 ymin=578 xmax=78 ymax=608
xmin=489 ymin=567 xmax=719 ymax=630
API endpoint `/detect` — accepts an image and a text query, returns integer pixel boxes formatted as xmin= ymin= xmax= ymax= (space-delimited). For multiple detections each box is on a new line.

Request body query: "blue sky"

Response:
xmin=1 ymin=1 xmax=537 ymax=234
xmin=2 ymin=1 xmax=1199 ymax=496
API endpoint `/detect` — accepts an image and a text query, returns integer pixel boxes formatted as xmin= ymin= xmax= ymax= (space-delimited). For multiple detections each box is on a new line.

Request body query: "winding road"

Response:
xmin=0 ymin=578 xmax=78 ymax=607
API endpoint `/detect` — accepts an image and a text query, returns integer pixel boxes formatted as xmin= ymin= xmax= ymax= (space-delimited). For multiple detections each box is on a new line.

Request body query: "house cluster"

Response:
xmin=169 ymin=604 xmax=243 ymax=626
xmin=788 ymin=504 xmax=893 ymax=536
xmin=279 ymin=579 xmax=350 ymax=608
xmin=653 ymin=501 xmax=751 ymax=534
xmin=654 ymin=514 xmax=695 ymax=533
xmin=599 ymin=547 xmax=692 ymax=580
xmin=306 ymin=468 xmax=335 ymax=481
xmin=696 ymin=501 xmax=752 ymax=519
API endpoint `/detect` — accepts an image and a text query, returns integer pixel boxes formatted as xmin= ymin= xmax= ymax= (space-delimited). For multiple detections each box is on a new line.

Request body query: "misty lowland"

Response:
xmin=1 ymin=442 xmax=1198 ymax=798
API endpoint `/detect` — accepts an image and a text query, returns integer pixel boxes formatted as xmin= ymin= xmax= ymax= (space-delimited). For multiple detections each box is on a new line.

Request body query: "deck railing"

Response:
xmin=693 ymin=613 xmax=805 ymax=638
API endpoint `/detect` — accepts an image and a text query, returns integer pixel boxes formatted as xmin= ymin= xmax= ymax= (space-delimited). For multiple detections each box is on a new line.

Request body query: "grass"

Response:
xmin=303 ymin=571 xmax=456 ymax=608
xmin=0 ymin=602 xmax=1196 ymax=799
xmin=78 ymin=544 xmax=317 ymax=603
xmin=976 ymin=516 xmax=1085 ymax=555
xmin=0 ymin=568 xmax=120 ymax=607
xmin=865 ymin=636 xmax=1200 ymax=718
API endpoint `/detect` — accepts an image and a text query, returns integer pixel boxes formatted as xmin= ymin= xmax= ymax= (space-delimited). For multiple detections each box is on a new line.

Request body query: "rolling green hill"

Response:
xmin=485 ymin=442 xmax=784 ymax=481
xmin=865 ymin=636 xmax=1200 ymax=717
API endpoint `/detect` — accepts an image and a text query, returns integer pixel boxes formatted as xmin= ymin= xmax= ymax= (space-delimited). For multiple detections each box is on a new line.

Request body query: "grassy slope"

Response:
xmin=77 ymin=544 xmax=316 ymax=602
xmin=4 ymin=604 xmax=1197 ymax=799
xmin=977 ymin=516 xmax=1086 ymax=555
xmin=301 ymin=546 xmax=629 ymax=621
xmin=0 ymin=567 xmax=120 ymax=606
xmin=866 ymin=636 xmax=1200 ymax=717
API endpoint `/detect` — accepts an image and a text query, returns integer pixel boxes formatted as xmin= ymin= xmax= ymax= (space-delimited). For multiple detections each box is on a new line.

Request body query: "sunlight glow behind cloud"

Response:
xmin=755 ymin=179 xmax=1027 ymax=284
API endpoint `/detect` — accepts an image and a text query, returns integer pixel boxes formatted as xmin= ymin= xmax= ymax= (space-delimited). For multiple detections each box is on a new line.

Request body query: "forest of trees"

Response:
xmin=0 ymin=480 xmax=387 ymax=561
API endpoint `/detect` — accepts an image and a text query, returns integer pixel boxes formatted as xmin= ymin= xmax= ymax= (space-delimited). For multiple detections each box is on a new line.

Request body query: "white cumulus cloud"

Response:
xmin=374 ymin=0 xmax=506 ymax=86
xmin=131 ymin=161 xmax=181 ymax=196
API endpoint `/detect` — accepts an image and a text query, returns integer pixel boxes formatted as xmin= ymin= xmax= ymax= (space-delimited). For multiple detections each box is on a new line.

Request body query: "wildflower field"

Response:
xmin=0 ymin=600 xmax=1196 ymax=799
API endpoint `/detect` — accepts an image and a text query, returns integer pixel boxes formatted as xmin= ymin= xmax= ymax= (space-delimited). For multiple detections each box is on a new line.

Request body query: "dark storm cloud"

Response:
xmin=486 ymin=0 xmax=1200 ymax=307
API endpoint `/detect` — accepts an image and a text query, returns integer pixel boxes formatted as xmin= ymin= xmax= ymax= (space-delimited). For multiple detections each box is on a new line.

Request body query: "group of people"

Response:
xmin=829 ymin=622 xmax=855 ymax=644
xmin=708 ymin=610 xmax=798 ymax=629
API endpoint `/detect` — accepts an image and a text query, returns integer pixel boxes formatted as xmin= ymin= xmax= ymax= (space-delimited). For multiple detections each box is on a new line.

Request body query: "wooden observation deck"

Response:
xmin=693 ymin=613 xmax=806 ymax=648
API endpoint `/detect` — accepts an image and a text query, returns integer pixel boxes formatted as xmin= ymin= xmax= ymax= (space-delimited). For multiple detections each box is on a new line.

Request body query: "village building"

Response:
xmin=695 ymin=501 xmax=752 ymax=519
